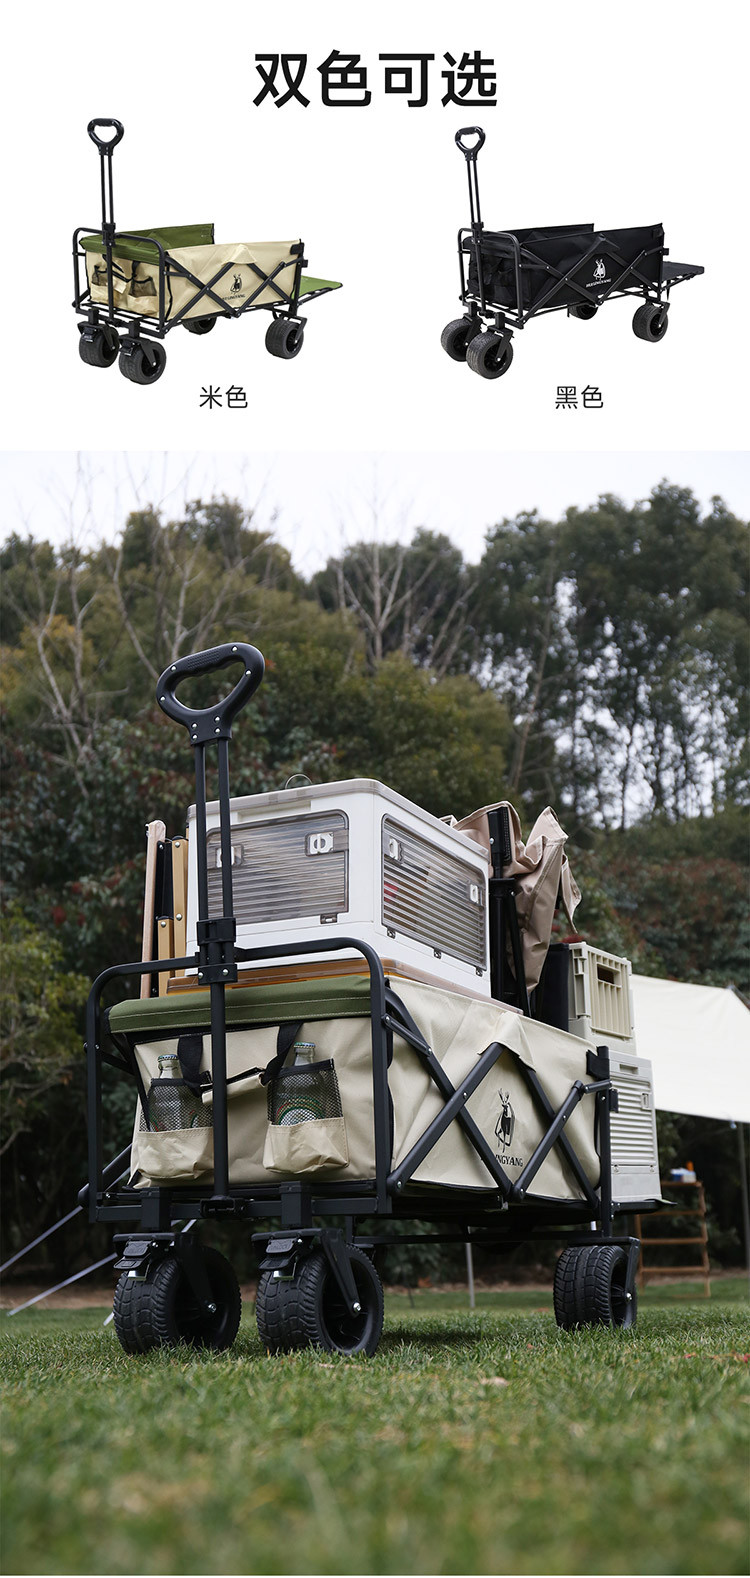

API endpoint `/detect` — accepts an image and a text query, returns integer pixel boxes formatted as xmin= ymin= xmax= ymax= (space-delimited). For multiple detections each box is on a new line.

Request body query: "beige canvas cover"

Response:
xmin=86 ymin=240 xmax=300 ymax=319
xmin=129 ymin=977 xmax=599 ymax=1199
xmin=455 ymin=802 xmax=581 ymax=990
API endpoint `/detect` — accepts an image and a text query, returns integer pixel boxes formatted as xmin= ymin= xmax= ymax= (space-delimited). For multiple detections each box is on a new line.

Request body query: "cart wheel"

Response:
xmin=466 ymin=331 xmax=514 ymax=379
xmin=257 ymin=1248 xmax=384 ymax=1357
xmin=265 ymin=319 xmax=304 ymax=360
xmin=255 ymin=1269 xmax=303 ymax=1354
xmin=440 ymin=317 xmax=477 ymax=362
xmin=112 ymin=1247 xmax=241 ymax=1354
xmin=632 ymin=302 xmax=669 ymax=342
xmin=119 ymin=340 xmax=167 ymax=385
xmin=184 ymin=316 xmax=216 ymax=335
xmin=569 ymin=303 xmax=598 ymax=321
xmin=78 ymin=325 xmax=120 ymax=368
xmin=553 ymin=1244 xmax=637 ymax=1331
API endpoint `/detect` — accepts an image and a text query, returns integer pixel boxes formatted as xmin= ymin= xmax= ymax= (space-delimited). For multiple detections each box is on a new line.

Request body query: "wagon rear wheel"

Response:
xmin=265 ymin=319 xmax=305 ymax=359
xmin=569 ymin=303 xmax=598 ymax=321
xmin=466 ymin=330 xmax=514 ymax=379
xmin=633 ymin=302 xmax=669 ymax=342
xmin=119 ymin=339 xmax=167 ymax=384
xmin=78 ymin=325 xmax=120 ymax=368
xmin=184 ymin=315 xmax=216 ymax=335
xmin=113 ymin=1247 xmax=241 ymax=1354
xmin=553 ymin=1244 xmax=637 ymax=1331
xmin=256 ymin=1248 xmax=384 ymax=1357
xmin=440 ymin=317 xmax=477 ymax=362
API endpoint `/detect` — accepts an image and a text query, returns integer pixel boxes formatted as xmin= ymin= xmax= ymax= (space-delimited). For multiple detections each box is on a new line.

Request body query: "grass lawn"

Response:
xmin=1 ymin=1282 xmax=748 ymax=1576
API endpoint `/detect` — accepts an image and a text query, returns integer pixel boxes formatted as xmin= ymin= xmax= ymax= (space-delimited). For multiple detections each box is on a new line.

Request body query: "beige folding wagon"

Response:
xmin=83 ymin=641 xmax=663 ymax=1360
xmin=73 ymin=120 xmax=341 ymax=384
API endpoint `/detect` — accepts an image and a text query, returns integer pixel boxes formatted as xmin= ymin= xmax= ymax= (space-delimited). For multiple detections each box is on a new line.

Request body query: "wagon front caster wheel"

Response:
xmin=112 ymin=1247 xmax=241 ymax=1354
xmin=632 ymin=302 xmax=669 ymax=342
xmin=78 ymin=324 xmax=120 ymax=368
xmin=184 ymin=316 xmax=216 ymax=335
xmin=569 ymin=303 xmax=598 ymax=321
xmin=466 ymin=331 xmax=514 ymax=379
xmin=440 ymin=317 xmax=477 ymax=362
xmin=257 ymin=1247 xmax=384 ymax=1357
xmin=553 ymin=1244 xmax=637 ymax=1331
xmin=265 ymin=319 xmax=304 ymax=360
xmin=119 ymin=339 xmax=167 ymax=385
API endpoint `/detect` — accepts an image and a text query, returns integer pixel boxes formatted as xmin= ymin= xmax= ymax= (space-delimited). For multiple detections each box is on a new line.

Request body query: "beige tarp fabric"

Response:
xmin=86 ymin=240 xmax=300 ymax=320
xmin=455 ymin=802 xmax=581 ymax=990
xmin=130 ymin=978 xmax=599 ymax=1197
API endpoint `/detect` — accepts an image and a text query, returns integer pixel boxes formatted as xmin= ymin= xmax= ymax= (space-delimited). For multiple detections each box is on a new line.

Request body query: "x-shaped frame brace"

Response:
xmin=384 ymin=989 xmax=608 ymax=1215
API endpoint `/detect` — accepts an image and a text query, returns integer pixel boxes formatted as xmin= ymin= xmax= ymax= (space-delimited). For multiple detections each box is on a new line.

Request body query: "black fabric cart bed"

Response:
xmin=73 ymin=121 xmax=341 ymax=385
xmin=442 ymin=127 xmax=703 ymax=379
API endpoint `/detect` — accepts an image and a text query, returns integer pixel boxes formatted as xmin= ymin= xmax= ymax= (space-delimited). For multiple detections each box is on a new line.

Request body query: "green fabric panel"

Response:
xmin=299 ymin=275 xmax=342 ymax=296
xmin=80 ymin=225 xmax=214 ymax=263
xmin=108 ymin=974 xmax=372 ymax=1038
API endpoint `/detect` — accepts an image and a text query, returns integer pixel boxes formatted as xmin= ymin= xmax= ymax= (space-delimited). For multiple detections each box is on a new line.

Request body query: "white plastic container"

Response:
xmin=185 ymin=778 xmax=491 ymax=996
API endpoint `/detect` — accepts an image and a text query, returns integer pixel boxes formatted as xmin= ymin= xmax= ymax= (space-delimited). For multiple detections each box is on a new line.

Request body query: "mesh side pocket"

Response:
xmin=268 ymin=1060 xmax=343 ymax=1127
xmin=263 ymin=1059 xmax=348 ymax=1174
xmin=132 ymin=1078 xmax=213 ymax=1182
xmin=140 ymin=1078 xmax=213 ymax=1132
xmin=130 ymin=273 xmax=157 ymax=298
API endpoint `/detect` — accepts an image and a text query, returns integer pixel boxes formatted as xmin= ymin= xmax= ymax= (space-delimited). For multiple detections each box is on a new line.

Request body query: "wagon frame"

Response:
xmin=73 ymin=120 xmax=340 ymax=385
xmin=83 ymin=644 xmax=658 ymax=1358
xmin=443 ymin=126 xmax=704 ymax=379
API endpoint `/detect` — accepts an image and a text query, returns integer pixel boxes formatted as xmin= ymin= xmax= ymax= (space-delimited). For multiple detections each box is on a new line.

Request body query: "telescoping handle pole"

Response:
xmin=156 ymin=642 xmax=265 ymax=1200
xmin=87 ymin=119 xmax=124 ymax=242
xmin=455 ymin=126 xmax=486 ymax=238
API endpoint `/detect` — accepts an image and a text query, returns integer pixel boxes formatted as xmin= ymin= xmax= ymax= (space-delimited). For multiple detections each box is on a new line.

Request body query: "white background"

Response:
xmin=2 ymin=0 xmax=747 ymax=454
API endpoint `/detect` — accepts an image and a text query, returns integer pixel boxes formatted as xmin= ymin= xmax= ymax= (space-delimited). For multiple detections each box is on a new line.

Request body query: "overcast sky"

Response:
xmin=1 ymin=450 xmax=747 ymax=575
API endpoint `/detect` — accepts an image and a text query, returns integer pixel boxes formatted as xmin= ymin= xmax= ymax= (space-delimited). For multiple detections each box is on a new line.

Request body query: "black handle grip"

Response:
xmin=156 ymin=642 xmax=265 ymax=745
xmin=87 ymin=118 xmax=124 ymax=152
xmin=455 ymin=126 xmax=485 ymax=158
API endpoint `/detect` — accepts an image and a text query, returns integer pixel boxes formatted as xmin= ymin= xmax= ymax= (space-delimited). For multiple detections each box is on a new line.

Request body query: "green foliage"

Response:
xmin=0 ymin=908 xmax=88 ymax=1154
xmin=1 ymin=1299 xmax=748 ymax=1577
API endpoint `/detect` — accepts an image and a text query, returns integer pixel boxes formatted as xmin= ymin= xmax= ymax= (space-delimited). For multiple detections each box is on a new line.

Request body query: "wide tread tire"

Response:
xmin=185 ymin=316 xmax=216 ymax=335
xmin=633 ymin=302 xmax=669 ymax=342
xmin=265 ymin=319 xmax=304 ymax=360
xmin=113 ymin=1248 xmax=241 ymax=1355
xmin=78 ymin=326 xmax=120 ymax=368
xmin=119 ymin=340 xmax=167 ymax=384
xmin=569 ymin=303 xmax=598 ymax=321
xmin=256 ymin=1270 xmax=301 ymax=1354
xmin=554 ymin=1244 xmax=636 ymax=1331
xmin=260 ymin=1248 xmax=384 ymax=1357
xmin=466 ymin=331 xmax=514 ymax=380
xmin=440 ymin=317 xmax=476 ymax=362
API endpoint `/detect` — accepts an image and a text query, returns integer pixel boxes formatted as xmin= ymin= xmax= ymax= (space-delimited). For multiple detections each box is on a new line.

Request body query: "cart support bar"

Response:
xmin=388 ymin=1041 xmax=503 ymax=1192
xmin=510 ymin=1079 xmax=609 ymax=1202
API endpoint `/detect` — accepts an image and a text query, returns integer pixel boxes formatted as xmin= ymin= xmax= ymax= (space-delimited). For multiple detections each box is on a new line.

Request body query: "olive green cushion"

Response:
xmin=108 ymin=974 xmax=372 ymax=1038
xmin=80 ymin=225 xmax=214 ymax=263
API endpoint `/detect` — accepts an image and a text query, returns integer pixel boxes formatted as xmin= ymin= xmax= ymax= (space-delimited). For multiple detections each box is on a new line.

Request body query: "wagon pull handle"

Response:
xmin=87 ymin=118 xmax=125 ymax=152
xmin=455 ymin=126 xmax=485 ymax=159
xmin=156 ymin=642 xmax=265 ymax=745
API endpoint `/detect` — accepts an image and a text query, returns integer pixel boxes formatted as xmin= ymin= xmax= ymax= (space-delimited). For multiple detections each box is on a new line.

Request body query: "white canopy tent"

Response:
xmin=631 ymin=975 xmax=750 ymax=1122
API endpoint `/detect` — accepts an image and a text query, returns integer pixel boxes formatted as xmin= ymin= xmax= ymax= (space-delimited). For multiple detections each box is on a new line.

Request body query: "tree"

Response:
xmin=314 ymin=529 xmax=477 ymax=676
xmin=0 ymin=908 xmax=88 ymax=1156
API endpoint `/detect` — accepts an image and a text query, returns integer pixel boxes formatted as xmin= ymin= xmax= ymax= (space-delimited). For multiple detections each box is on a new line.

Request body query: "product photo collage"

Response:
xmin=1 ymin=3 xmax=748 ymax=1578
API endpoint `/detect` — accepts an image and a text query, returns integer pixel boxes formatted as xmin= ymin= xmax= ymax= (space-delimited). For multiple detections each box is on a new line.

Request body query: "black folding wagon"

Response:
xmin=73 ymin=121 xmax=341 ymax=385
xmin=442 ymin=127 xmax=704 ymax=378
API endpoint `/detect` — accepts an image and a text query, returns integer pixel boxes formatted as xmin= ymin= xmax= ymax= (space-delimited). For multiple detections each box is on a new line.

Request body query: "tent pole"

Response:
xmin=734 ymin=1122 xmax=750 ymax=1298
xmin=465 ymin=1242 xmax=476 ymax=1310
